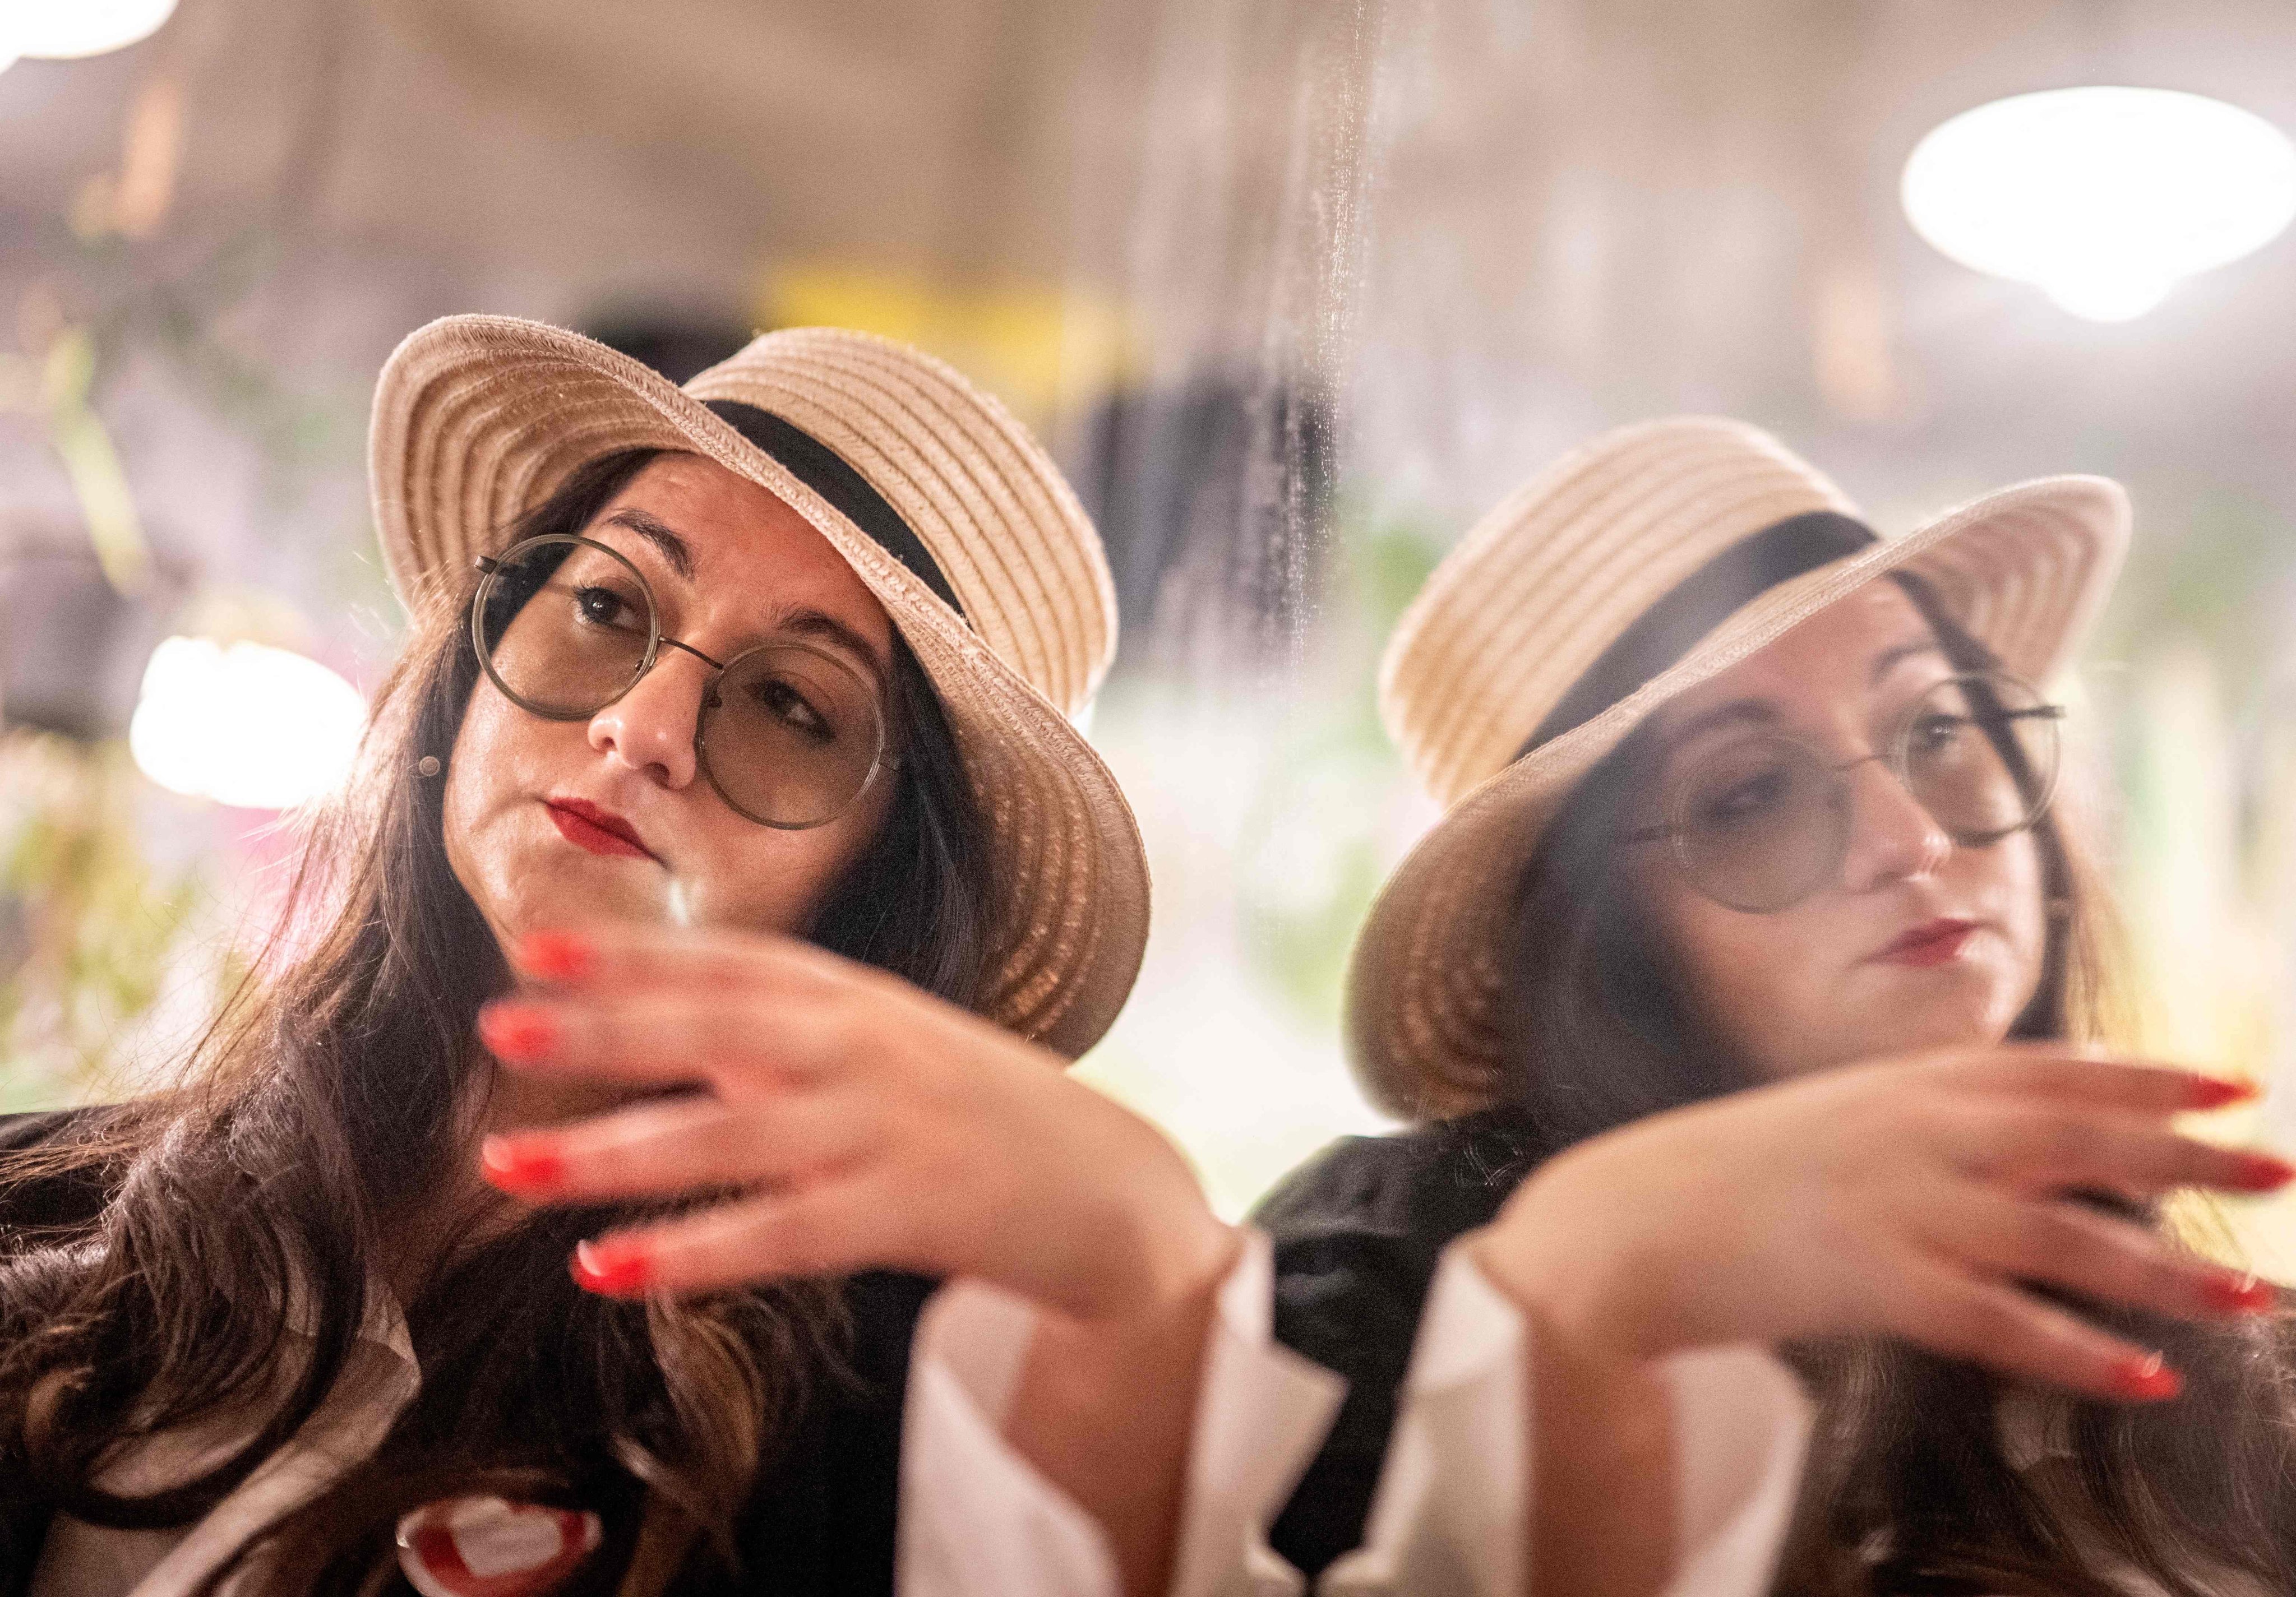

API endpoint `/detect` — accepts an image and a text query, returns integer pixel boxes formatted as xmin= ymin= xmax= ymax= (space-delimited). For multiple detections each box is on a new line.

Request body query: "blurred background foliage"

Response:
xmin=1 ymin=734 xmax=201 ymax=1111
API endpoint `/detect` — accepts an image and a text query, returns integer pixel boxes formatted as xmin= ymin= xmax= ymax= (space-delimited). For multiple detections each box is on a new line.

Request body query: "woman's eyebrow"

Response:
xmin=599 ymin=509 xmax=696 ymax=581
xmin=1663 ymin=699 xmax=1779 ymax=750
xmin=587 ymin=513 xmax=885 ymax=683
xmin=1868 ymin=638 xmax=1943 ymax=686
xmin=772 ymin=608 xmax=889 ymax=686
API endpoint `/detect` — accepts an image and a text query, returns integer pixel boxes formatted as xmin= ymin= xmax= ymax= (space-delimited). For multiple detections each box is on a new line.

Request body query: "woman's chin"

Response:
xmin=1751 ymin=971 xmax=2018 ymax=1081
xmin=1838 ymin=971 xmax=2018 ymax=1061
xmin=496 ymin=869 xmax=675 ymax=939
xmin=1882 ymin=948 xmax=2023 ymax=1011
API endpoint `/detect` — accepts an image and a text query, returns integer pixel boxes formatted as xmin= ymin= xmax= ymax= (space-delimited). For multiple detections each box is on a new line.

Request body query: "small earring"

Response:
xmin=2044 ymin=894 xmax=2075 ymax=921
xmin=415 ymin=755 xmax=442 ymax=778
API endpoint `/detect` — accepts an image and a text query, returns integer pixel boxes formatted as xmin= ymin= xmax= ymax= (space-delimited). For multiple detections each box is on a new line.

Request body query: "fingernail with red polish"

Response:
xmin=518 ymin=929 xmax=594 ymax=983
xmin=480 ymin=1134 xmax=565 ymax=1193
xmin=572 ymin=1238 xmax=654 ymax=1297
xmin=2187 ymin=1075 xmax=2261 ymax=1109
xmin=2202 ymin=1270 xmax=2279 ymax=1312
xmin=2230 ymin=1152 xmax=2296 ymax=1192
xmin=2113 ymin=1351 xmax=2183 ymax=1401
xmin=478 ymin=1003 xmax=558 ymax=1062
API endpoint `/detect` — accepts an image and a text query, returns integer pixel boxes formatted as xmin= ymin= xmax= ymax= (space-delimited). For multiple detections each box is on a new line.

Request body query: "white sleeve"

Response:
xmin=1319 ymin=1245 xmax=1812 ymax=1597
xmin=896 ymin=1229 xmax=1347 ymax=1597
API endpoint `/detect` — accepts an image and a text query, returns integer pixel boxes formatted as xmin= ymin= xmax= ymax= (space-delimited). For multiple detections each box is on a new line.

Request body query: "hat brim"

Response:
xmin=369 ymin=316 xmax=1148 ymax=1058
xmin=1346 ymin=474 xmax=2131 ymax=1119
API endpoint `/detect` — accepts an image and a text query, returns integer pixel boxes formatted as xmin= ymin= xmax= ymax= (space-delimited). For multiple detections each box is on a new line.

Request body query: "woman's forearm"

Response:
xmin=1002 ymin=1266 xmax=1227 ymax=1597
xmin=1520 ymin=1303 xmax=1677 ymax=1597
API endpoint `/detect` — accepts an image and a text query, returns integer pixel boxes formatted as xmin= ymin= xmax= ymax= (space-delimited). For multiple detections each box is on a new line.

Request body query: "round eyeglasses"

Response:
xmin=470 ymin=534 xmax=894 ymax=830
xmin=1619 ymin=668 xmax=2064 ymax=914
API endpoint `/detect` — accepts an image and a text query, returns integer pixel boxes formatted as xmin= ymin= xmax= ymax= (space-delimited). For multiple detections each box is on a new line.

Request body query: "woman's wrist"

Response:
xmin=1461 ymin=1214 xmax=1660 ymax=1362
xmin=1052 ymin=1113 xmax=1242 ymax=1323
xmin=1109 ymin=1201 xmax=1242 ymax=1325
xmin=1004 ymin=1205 xmax=1236 ymax=1597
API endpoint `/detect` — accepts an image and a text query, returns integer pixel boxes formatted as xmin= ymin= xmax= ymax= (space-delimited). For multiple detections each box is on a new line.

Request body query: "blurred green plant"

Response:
xmin=0 ymin=323 xmax=154 ymax=595
xmin=0 ymin=60 xmax=377 ymax=1113
xmin=0 ymin=732 xmax=202 ymax=1112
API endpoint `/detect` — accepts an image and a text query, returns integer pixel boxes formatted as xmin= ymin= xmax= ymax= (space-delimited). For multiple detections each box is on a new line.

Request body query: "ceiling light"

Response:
xmin=128 ymin=637 xmax=367 ymax=811
xmin=1901 ymin=86 xmax=2296 ymax=321
xmin=2 ymin=0 xmax=178 ymax=63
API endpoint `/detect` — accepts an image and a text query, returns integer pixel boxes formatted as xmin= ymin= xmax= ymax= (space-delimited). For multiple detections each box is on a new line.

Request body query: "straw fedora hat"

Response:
xmin=368 ymin=314 xmax=1148 ymax=1058
xmin=1349 ymin=416 xmax=2131 ymax=1120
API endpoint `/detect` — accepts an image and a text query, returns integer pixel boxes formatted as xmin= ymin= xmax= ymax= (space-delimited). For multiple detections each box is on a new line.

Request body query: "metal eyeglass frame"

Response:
xmin=469 ymin=533 xmax=898 ymax=831
xmin=1616 ymin=667 xmax=2066 ymax=913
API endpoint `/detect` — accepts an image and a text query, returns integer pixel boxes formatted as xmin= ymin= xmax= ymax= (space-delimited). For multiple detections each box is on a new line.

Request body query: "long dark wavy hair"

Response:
xmin=1498 ymin=573 xmax=2296 ymax=1596
xmin=0 ymin=447 xmax=995 ymax=1594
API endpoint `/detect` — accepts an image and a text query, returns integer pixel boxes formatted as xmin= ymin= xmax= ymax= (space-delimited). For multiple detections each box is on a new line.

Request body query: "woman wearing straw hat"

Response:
xmin=0 ymin=317 xmax=1335 ymax=1597
xmin=1255 ymin=418 xmax=2296 ymax=1594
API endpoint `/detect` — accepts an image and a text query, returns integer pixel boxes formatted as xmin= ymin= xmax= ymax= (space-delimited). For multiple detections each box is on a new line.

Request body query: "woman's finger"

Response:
xmin=481 ymin=1090 xmax=882 ymax=1204
xmin=1947 ymin=1105 xmax=2295 ymax=1196
xmin=1920 ymin=1187 xmax=2276 ymax=1322
xmin=1923 ymin=1048 xmax=2255 ymax=1116
xmin=477 ymin=991 xmax=885 ymax=1091
xmin=1879 ymin=1248 xmax=2182 ymax=1404
xmin=569 ymin=1178 xmax=911 ymax=1298
xmin=507 ymin=923 xmax=876 ymax=1001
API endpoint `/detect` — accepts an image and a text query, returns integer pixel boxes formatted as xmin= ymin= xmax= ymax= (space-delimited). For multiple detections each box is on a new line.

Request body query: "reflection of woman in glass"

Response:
xmin=0 ymin=318 xmax=1242 ymax=1597
xmin=1261 ymin=419 xmax=2296 ymax=1595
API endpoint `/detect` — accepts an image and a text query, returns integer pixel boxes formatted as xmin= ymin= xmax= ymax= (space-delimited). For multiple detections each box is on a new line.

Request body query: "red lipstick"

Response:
xmin=1874 ymin=917 xmax=1978 ymax=968
xmin=545 ymin=798 xmax=653 ymax=861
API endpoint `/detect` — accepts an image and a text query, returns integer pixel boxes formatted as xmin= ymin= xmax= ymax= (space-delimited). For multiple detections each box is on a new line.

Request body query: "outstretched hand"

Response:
xmin=1471 ymin=1044 xmax=2288 ymax=1402
xmin=474 ymin=925 xmax=1237 ymax=1321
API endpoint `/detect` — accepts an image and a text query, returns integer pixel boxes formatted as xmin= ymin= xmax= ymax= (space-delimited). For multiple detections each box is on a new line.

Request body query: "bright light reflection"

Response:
xmin=129 ymin=637 xmax=367 ymax=811
xmin=1902 ymin=87 xmax=2296 ymax=322
xmin=0 ymin=0 xmax=177 ymax=64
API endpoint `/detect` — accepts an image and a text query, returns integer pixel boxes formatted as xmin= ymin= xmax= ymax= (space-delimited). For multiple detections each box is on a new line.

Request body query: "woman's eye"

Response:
xmin=1698 ymin=766 xmax=1788 ymax=826
xmin=754 ymin=678 xmax=834 ymax=742
xmin=573 ymin=585 xmax=639 ymax=629
xmin=1909 ymin=712 xmax=1969 ymax=755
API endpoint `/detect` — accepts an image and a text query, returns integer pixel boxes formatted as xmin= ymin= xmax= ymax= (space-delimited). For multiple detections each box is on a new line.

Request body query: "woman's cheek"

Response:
xmin=716 ymin=803 xmax=890 ymax=936
xmin=1639 ymin=878 xmax=1794 ymax=1078
xmin=440 ymin=694 xmax=518 ymax=937
xmin=1960 ymin=831 xmax=2049 ymax=1034
xmin=1701 ymin=929 xmax=1826 ymax=1078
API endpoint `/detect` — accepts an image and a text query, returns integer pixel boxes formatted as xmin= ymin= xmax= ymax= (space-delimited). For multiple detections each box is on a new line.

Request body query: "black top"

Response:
xmin=0 ymin=1110 xmax=932 ymax=1597
xmin=1253 ymin=1105 xmax=1557 ymax=1580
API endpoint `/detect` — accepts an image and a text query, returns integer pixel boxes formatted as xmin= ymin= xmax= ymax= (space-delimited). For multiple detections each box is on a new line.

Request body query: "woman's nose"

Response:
xmin=588 ymin=658 xmax=705 ymax=789
xmin=1838 ymin=757 xmax=1952 ymax=892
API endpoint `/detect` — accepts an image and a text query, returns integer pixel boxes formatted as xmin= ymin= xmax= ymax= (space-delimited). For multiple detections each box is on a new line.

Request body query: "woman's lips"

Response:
xmin=544 ymin=798 xmax=654 ymax=861
xmin=1872 ymin=917 xmax=1979 ymax=968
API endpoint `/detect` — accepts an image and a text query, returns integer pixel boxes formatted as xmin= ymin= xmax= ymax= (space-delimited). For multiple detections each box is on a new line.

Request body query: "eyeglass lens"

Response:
xmin=1669 ymin=671 xmax=2060 ymax=913
xmin=698 ymin=643 xmax=885 ymax=828
xmin=1895 ymin=672 xmax=2058 ymax=844
xmin=1670 ymin=737 xmax=1851 ymax=913
xmin=475 ymin=535 xmax=887 ymax=830
xmin=480 ymin=536 xmax=654 ymax=717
